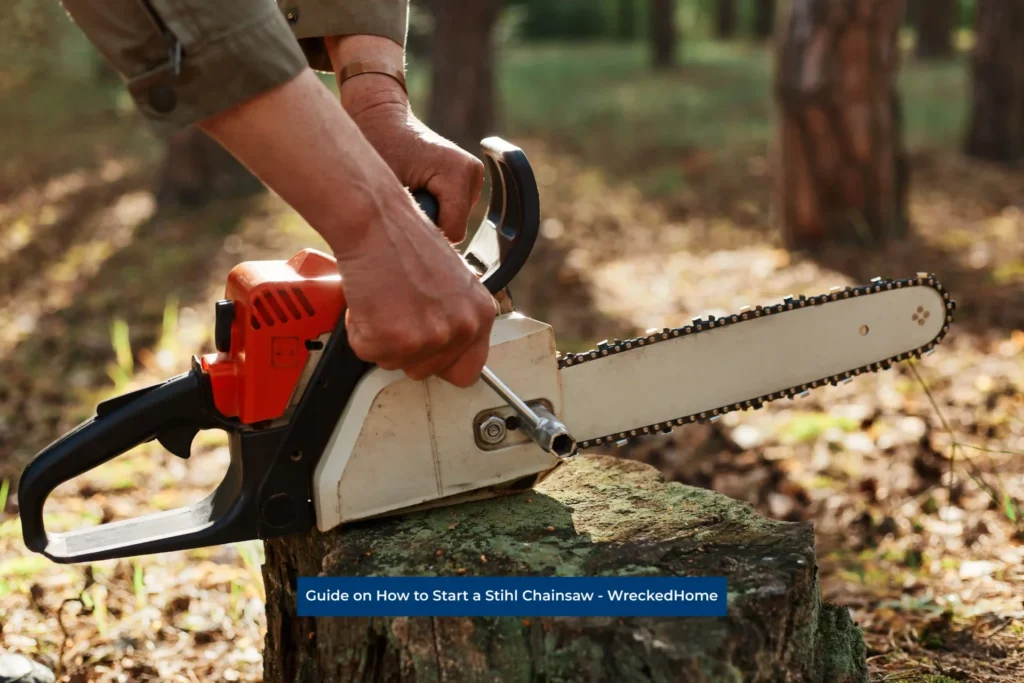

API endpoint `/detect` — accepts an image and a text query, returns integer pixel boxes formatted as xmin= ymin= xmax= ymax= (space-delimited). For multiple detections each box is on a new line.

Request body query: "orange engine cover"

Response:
xmin=201 ymin=249 xmax=345 ymax=424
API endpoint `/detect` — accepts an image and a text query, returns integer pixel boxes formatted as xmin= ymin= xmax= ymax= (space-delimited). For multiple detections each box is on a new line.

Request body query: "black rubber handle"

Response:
xmin=18 ymin=365 xmax=250 ymax=563
xmin=411 ymin=137 xmax=540 ymax=294
xmin=412 ymin=189 xmax=440 ymax=224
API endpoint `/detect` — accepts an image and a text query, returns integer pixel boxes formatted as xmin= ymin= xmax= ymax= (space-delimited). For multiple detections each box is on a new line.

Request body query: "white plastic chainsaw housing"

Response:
xmin=312 ymin=313 xmax=563 ymax=531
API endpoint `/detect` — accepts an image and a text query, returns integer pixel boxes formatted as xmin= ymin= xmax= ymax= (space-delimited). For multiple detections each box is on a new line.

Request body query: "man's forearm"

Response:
xmin=198 ymin=69 xmax=405 ymax=254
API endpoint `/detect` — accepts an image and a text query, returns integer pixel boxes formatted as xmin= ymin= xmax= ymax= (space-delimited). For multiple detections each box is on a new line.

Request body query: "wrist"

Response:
xmin=339 ymin=73 xmax=409 ymax=117
xmin=324 ymin=181 xmax=409 ymax=261
xmin=325 ymin=35 xmax=407 ymax=110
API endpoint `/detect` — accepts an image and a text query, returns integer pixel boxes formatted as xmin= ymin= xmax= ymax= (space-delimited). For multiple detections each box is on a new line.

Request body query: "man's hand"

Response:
xmin=200 ymin=70 xmax=495 ymax=387
xmin=349 ymin=99 xmax=484 ymax=244
xmin=325 ymin=35 xmax=484 ymax=244
xmin=337 ymin=188 xmax=495 ymax=387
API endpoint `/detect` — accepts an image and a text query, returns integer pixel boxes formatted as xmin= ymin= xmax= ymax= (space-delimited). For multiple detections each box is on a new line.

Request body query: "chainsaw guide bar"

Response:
xmin=559 ymin=274 xmax=955 ymax=450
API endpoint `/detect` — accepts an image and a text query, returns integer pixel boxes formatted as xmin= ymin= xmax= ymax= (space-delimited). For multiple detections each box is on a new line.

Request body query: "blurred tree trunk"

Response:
xmin=157 ymin=127 xmax=263 ymax=207
xmin=964 ymin=0 xmax=1024 ymax=164
xmin=915 ymin=0 xmax=956 ymax=59
xmin=716 ymin=0 xmax=739 ymax=39
xmin=617 ymin=0 xmax=638 ymax=40
xmin=649 ymin=0 xmax=678 ymax=69
xmin=427 ymin=0 xmax=503 ymax=153
xmin=755 ymin=0 xmax=777 ymax=39
xmin=775 ymin=0 xmax=908 ymax=248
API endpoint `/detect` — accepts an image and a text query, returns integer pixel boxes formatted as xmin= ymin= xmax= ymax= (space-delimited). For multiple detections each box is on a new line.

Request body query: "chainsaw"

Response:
xmin=19 ymin=137 xmax=955 ymax=564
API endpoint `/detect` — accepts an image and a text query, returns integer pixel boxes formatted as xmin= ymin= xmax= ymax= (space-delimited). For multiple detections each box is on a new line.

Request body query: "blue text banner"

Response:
xmin=298 ymin=576 xmax=727 ymax=617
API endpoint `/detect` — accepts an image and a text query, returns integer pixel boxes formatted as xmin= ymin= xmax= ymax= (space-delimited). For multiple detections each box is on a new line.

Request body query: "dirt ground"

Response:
xmin=1 ymin=49 xmax=1023 ymax=683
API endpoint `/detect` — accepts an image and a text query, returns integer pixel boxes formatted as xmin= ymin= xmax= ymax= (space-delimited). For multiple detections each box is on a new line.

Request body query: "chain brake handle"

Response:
xmin=412 ymin=137 xmax=539 ymax=294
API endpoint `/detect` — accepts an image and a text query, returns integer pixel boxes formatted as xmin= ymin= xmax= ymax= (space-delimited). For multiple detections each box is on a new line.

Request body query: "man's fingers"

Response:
xmin=429 ymin=152 xmax=485 ymax=244
xmin=438 ymin=336 xmax=490 ymax=388
xmin=401 ymin=342 xmax=466 ymax=383
xmin=348 ymin=299 xmax=493 ymax=381
xmin=354 ymin=324 xmax=452 ymax=372
xmin=430 ymin=181 xmax=470 ymax=243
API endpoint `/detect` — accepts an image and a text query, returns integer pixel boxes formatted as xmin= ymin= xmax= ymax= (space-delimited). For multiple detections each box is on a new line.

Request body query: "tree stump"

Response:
xmin=263 ymin=455 xmax=868 ymax=682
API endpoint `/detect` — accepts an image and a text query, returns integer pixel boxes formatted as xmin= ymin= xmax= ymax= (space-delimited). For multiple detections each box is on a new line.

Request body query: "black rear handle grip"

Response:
xmin=412 ymin=189 xmax=440 ymax=224
xmin=18 ymin=364 xmax=254 ymax=563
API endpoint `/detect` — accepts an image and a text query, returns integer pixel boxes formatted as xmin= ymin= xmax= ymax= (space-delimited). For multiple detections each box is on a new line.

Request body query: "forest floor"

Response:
xmin=1 ymin=43 xmax=1022 ymax=682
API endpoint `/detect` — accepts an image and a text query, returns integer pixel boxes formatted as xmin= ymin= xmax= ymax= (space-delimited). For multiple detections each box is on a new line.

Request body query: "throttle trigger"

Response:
xmin=157 ymin=425 xmax=199 ymax=459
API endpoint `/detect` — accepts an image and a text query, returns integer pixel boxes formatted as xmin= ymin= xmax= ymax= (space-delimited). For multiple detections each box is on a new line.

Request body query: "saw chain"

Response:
xmin=557 ymin=274 xmax=956 ymax=450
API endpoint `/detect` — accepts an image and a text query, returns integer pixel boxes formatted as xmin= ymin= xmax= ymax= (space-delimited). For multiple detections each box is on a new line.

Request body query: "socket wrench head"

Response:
xmin=525 ymin=405 xmax=577 ymax=458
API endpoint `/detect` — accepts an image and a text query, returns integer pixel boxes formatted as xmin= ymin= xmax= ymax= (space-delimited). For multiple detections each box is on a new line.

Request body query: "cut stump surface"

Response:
xmin=263 ymin=455 xmax=868 ymax=683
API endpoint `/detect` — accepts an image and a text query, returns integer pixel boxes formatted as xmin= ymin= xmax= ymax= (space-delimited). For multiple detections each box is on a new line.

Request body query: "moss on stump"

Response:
xmin=263 ymin=455 xmax=868 ymax=683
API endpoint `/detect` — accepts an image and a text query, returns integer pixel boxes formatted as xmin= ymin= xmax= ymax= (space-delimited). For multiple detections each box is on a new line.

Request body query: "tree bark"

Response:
xmin=263 ymin=455 xmax=869 ymax=682
xmin=964 ymin=0 xmax=1024 ymax=164
xmin=755 ymin=0 xmax=778 ymax=39
xmin=426 ymin=0 xmax=503 ymax=153
xmin=915 ymin=0 xmax=956 ymax=60
xmin=716 ymin=0 xmax=739 ymax=39
xmin=649 ymin=0 xmax=679 ymax=69
xmin=775 ymin=0 xmax=909 ymax=249
xmin=157 ymin=127 xmax=262 ymax=208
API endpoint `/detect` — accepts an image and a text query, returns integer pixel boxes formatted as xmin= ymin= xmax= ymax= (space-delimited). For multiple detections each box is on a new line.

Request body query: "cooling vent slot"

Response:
xmin=291 ymin=288 xmax=316 ymax=316
xmin=252 ymin=297 xmax=275 ymax=327
xmin=277 ymin=289 xmax=302 ymax=319
xmin=262 ymin=292 xmax=288 ymax=322
xmin=249 ymin=289 xmax=317 ymax=329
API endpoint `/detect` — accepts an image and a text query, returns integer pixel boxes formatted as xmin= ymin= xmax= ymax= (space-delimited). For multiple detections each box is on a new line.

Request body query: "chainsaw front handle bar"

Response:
xmin=413 ymin=137 xmax=540 ymax=295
